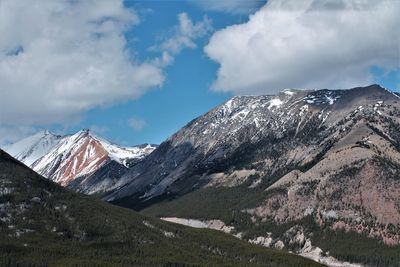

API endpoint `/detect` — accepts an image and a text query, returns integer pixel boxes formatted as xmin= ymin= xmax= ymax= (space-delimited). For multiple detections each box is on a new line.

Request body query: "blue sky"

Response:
xmin=0 ymin=0 xmax=399 ymax=146
xmin=73 ymin=0 xmax=400 ymax=146
xmin=59 ymin=1 xmax=262 ymax=145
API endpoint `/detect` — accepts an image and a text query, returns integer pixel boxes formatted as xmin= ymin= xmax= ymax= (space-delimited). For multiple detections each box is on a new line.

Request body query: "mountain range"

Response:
xmin=0 ymin=149 xmax=321 ymax=266
xmin=3 ymin=129 xmax=156 ymax=194
xmin=3 ymin=84 xmax=400 ymax=266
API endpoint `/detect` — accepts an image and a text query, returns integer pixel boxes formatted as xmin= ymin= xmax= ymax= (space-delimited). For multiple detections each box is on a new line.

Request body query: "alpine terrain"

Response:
xmin=2 ymin=130 xmax=63 ymax=167
xmin=0 ymin=149 xmax=321 ymax=266
xmin=102 ymin=84 xmax=400 ymax=266
xmin=3 ymin=129 xmax=156 ymax=194
xmin=5 ymin=84 xmax=400 ymax=266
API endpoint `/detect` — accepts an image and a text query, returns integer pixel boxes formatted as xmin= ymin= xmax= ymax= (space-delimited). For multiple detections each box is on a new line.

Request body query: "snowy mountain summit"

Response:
xmin=3 ymin=129 xmax=156 ymax=193
xmin=2 ymin=130 xmax=62 ymax=166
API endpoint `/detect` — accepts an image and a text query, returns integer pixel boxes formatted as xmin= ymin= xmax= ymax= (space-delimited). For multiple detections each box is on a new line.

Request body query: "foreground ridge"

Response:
xmin=0 ymin=149 xmax=320 ymax=266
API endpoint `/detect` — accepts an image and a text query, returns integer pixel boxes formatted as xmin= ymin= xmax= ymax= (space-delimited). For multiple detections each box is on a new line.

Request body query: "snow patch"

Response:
xmin=321 ymin=210 xmax=338 ymax=219
xmin=161 ymin=217 xmax=234 ymax=234
xmin=162 ymin=230 xmax=175 ymax=238
xmin=268 ymin=98 xmax=284 ymax=110
xmin=299 ymin=105 xmax=309 ymax=116
xmin=283 ymin=89 xmax=295 ymax=96
xmin=249 ymin=234 xmax=273 ymax=247
xmin=304 ymin=207 xmax=314 ymax=216
xmin=325 ymin=96 xmax=335 ymax=105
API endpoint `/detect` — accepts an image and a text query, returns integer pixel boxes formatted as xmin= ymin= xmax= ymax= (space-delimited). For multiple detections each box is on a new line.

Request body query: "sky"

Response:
xmin=0 ymin=0 xmax=399 ymax=146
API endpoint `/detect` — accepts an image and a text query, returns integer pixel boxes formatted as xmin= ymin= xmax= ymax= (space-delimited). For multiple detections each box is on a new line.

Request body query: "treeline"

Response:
xmin=143 ymin=185 xmax=400 ymax=267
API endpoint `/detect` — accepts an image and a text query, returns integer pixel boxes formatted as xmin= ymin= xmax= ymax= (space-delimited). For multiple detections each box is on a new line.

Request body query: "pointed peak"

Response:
xmin=77 ymin=128 xmax=90 ymax=136
xmin=368 ymin=83 xmax=384 ymax=89
xmin=68 ymin=129 xmax=93 ymax=141
xmin=74 ymin=128 xmax=105 ymax=142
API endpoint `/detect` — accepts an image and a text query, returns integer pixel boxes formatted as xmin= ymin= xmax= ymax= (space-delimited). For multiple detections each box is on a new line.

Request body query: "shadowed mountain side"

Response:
xmin=0 ymin=149 xmax=320 ymax=267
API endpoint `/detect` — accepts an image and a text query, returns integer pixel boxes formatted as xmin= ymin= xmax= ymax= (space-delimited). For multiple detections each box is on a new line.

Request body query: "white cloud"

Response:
xmin=205 ymin=0 xmax=400 ymax=95
xmin=151 ymin=12 xmax=212 ymax=66
xmin=0 ymin=0 xmax=164 ymax=126
xmin=127 ymin=117 xmax=146 ymax=132
xmin=194 ymin=0 xmax=266 ymax=15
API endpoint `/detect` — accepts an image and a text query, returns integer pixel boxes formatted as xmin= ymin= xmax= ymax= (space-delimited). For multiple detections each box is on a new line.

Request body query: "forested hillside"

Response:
xmin=0 ymin=150 xmax=320 ymax=267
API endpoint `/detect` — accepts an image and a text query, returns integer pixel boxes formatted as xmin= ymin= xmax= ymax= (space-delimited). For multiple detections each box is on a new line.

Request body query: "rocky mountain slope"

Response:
xmin=0 ymin=149 xmax=320 ymax=267
xmin=106 ymin=84 xmax=399 ymax=203
xmin=3 ymin=129 xmax=156 ymax=194
xmin=104 ymin=84 xmax=400 ymax=266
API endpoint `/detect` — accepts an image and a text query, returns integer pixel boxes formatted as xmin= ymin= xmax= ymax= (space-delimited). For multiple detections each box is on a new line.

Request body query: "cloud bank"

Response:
xmin=205 ymin=0 xmax=400 ymax=95
xmin=0 ymin=0 xmax=164 ymax=126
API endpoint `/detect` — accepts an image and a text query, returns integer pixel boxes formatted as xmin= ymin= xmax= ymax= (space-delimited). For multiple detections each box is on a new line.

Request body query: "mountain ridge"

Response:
xmin=2 ymin=129 xmax=157 ymax=193
xmin=105 ymin=84 xmax=398 ymax=202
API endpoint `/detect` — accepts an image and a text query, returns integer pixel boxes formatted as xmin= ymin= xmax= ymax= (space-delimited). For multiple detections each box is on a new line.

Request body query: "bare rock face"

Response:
xmin=251 ymin=159 xmax=400 ymax=245
xmin=248 ymin=109 xmax=400 ymax=245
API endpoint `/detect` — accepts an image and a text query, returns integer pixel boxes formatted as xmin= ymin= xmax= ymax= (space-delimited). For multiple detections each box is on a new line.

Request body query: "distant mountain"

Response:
xmin=0 ymin=149 xmax=320 ymax=267
xmin=3 ymin=129 xmax=156 ymax=194
xmin=103 ymin=84 xmax=400 ymax=266
xmin=2 ymin=130 xmax=62 ymax=166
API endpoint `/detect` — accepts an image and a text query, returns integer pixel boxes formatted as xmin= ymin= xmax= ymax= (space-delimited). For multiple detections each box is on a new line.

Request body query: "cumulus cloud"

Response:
xmin=0 ymin=0 xmax=164 ymax=126
xmin=127 ymin=117 xmax=146 ymax=132
xmin=151 ymin=12 xmax=212 ymax=66
xmin=205 ymin=0 xmax=400 ymax=94
xmin=194 ymin=0 xmax=266 ymax=15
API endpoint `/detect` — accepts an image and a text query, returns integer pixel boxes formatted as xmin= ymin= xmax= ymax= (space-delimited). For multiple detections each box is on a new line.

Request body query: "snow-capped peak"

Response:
xmin=2 ymin=130 xmax=62 ymax=166
xmin=90 ymin=133 xmax=155 ymax=164
xmin=30 ymin=129 xmax=156 ymax=186
xmin=3 ymin=128 xmax=157 ymax=191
